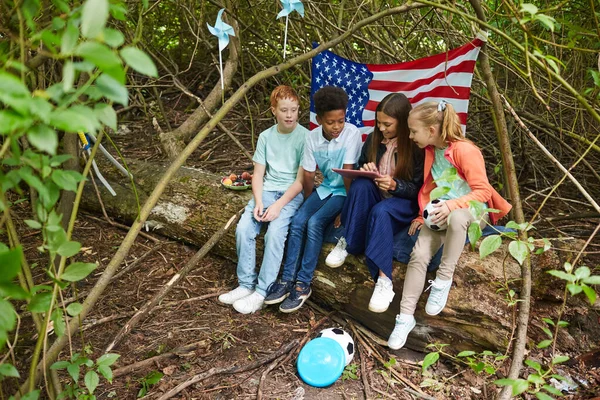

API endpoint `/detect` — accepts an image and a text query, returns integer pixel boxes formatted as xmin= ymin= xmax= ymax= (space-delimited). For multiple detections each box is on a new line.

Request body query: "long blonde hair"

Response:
xmin=410 ymin=101 xmax=465 ymax=144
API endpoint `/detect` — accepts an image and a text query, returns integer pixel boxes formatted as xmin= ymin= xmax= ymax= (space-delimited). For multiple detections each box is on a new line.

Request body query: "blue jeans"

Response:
xmin=236 ymin=191 xmax=304 ymax=296
xmin=281 ymin=191 xmax=346 ymax=284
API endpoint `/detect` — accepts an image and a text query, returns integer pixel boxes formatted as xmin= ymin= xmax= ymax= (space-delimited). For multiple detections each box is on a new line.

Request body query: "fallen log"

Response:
xmin=81 ymin=159 xmax=597 ymax=353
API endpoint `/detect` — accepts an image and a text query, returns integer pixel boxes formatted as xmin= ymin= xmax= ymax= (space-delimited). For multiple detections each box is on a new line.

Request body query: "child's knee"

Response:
xmin=447 ymin=208 xmax=473 ymax=230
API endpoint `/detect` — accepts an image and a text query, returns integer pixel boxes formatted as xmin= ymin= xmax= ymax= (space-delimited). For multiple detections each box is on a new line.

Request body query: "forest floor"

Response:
xmin=12 ymin=112 xmax=600 ymax=399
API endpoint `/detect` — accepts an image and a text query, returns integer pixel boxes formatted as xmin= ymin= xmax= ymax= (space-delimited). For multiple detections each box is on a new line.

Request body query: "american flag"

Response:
xmin=310 ymin=33 xmax=486 ymax=138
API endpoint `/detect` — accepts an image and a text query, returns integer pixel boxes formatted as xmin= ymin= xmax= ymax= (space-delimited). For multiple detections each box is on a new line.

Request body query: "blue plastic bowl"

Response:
xmin=297 ymin=337 xmax=346 ymax=387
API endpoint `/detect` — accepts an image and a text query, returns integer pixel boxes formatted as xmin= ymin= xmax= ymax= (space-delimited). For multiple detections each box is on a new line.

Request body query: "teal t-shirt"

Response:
xmin=431 ymin=147 xmax=472 ymax=200
xmin=252 ymin=124 xmax=308 ymax=192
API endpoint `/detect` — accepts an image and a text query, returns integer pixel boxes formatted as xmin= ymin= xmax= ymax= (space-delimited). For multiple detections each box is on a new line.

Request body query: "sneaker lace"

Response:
xmin=425 ymin=280 xmax=445 ymax=305
xmin=374 ymin=278 xmax=390 ymax=297
xmin=334 ymin=236 xmax=347 ymax=252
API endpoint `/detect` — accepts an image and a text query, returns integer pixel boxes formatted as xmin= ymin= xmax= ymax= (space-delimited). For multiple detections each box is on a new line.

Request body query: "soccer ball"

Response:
xmin=317 ymin=328 xmax=355 ymax=365
xmin=423 ymin=199 xmax=447 ymax=231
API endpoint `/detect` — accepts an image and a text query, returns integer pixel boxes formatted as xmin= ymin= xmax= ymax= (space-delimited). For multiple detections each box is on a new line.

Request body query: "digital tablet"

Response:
xmin=332 ymin=168 xmax=381 ymax=179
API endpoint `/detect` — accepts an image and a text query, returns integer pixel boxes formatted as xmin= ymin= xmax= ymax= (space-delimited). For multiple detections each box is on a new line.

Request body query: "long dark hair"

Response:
xmin=368 ymin=93 xmax=416 ymax=180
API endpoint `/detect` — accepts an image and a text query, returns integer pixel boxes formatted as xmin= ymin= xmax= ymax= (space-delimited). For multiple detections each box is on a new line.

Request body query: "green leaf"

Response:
xmin=543 ymin=384 xmax=564 ymax=396
xmin=511 ymin=379 xmax=529 ymax=395
xmin=66 ymin=302 xmax=84 ymax=316
xmin=27 ymin=125 xmax=58 ymax=155
xmin=67 ymin=362 xmax=79 ymax=382
xmin=52 ymin=169 xmax=78 ymax=192
xmin=81 ymin=0 xmax=109 ymax=39
xmin=567 ymin=283 xmax=582 ymax=296
xmin=120 ymin=46 xmax=158 ymax=77
xmin=21 ymin=390 xmax=40 ymax=400
xmin=583 ymin=275 xmax=600 ymax=285
xmin=429 ymin=186 xmax=450 ymax=201
xmin=95 ymin=73 xmax=128 ymax=105
xmin=0 ymin=71 xmax=30 ymax=97
xmin=527 ymin=373 xmax=545 ymax=385
xmin=95 ymin=104 xmax=117 ymax=130
xmin=50 ymin=361 xmax=70 ymax=370
xmin=468 ymin=222 xmax=482 ymax=250
xmin=62 ymin=61 xmax=75 ymax=92
xmin=457 ymin=351 xmax=476 ymax=357
xmin=28 ymin=292 xmax=52 ymax=313
xmin=421 ymin=352 xmax=439 ymax=372
xmin=0 ymin=283 xmax=30 ymax=300
xmin=581 ymin=284 xmax=597 ymax=305
xmin=536 ymin=392 xmax=554 ymax=400
xmin=61 ymin=262 xmax=97 ymax=282
xmin=57 ymin=241 xmax=81 ymax=258
xmin=102 ymin=28 xmax=125 ymax=48
xmin=97 ymin=353 xmax=120 ymax=367
xmin=547 ymin=270 xmax=575 ymax=282
xmin=542 ymin=318 xmax=555 ymax=326
xmin=535 ymin=14 xmax=556 ymax=32
xmin=85 ymin=370 xmax=100 ymax=394
xmin=537 ymin=339 xmax=552 ymax=349
xmin=52 ymin=308 xmax=66 ymax=337
xmin=542 ymin=327 xmax=553 ymax=338
xmin=520 ymin=3 xmax=538 ymax=15
xmin=50 ymin=154 xmax=73 ymax=167
xmin=509 ymin=240 xmax=529 ymax=266
xmin=574 ymin=266 xmax=591 ymax=280
xmin=0 ymin=110 xmax=32 ymax=134
xmin=97 ymin=364 xmax=113 ymax=383
xmin=75 ymin=42 xmax=121 ymax=71
xmin=61 ymin=22 xmax=79 ymax=54
xmin=0 ymin=247 xmax=23 ymax=282
xmin=144 ymin=370 xmax=163 ymax=385
xmin=525 ymin=359 xmax=542 ymax=373
xmin=50 ymin=109 xmax=94 ymax=133
xmin=0 ymin=299 xmax=16 ymax=332
xmin=480 ymin=235 xmax=502 ymax=259
xmin=552 ymin=355 xmax=569 ymax=365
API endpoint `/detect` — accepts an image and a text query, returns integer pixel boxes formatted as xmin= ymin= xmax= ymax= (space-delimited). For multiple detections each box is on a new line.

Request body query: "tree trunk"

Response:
xmin=80 ymin=159 xmax=597 ymax=354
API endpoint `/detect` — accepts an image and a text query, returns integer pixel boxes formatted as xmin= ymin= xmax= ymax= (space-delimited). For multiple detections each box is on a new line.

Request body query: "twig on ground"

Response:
xmin=105 ymin=209 xmax=244 ymax=353
xmin=358 ymin=341 xmax=372 ymax=400
xmin=113 ymin=242 xmax=166 ymax=280
xmin=153 ymin=340 xmax=299 ymax=400
xmin=403 ymin=387 xmax=437 ymax=400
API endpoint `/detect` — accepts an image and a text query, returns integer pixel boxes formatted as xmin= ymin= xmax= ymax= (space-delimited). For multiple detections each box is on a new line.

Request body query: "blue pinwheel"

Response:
xmin=207 ymin=9 xmax=235 ymax=89
xmin=276 ymin=0 xmax=304 ymax=59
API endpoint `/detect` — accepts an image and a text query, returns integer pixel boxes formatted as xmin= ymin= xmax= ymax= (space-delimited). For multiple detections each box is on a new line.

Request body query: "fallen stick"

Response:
xmin=153 ymin=339 xmax=299 ymax=400
xmin=105 ymin=208 xmax=244 ymax=353
xmin=358 ymin=344 xmax=372 ymax=400
xmin=112 ymin=339 xmax=209 ymax=378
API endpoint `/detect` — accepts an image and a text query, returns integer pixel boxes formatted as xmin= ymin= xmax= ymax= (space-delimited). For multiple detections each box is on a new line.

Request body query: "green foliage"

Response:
xmin=137 ymin=370 xmax=164 ymax=398
xmin=341 ymin=363 xmax=359 ymax=381
xmin=51 ymin=351 xmax=120 ymax=399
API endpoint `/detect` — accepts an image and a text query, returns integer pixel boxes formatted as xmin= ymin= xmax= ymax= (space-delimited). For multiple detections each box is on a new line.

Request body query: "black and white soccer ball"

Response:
xmin=423 ymin=199 xmax=448 ymax=231
xmin=316 ymin=328 xmax=355 ymax=365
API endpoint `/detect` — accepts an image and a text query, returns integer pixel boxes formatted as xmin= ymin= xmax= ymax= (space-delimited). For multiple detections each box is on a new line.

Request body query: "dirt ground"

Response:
xmin=10 ymin=111 xmax=600 ymax=399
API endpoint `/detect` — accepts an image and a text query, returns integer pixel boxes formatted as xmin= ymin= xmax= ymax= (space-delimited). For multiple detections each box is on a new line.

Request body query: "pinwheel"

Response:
xmin=207 ymin=9 xmax=235 ymax=90
xmin=277 ymin=0 xmax=304 ymax=59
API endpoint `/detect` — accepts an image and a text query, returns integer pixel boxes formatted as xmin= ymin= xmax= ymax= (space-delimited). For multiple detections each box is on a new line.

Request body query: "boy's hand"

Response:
xmin=360 ymin=162 xmax=378 ymax=173
xmin=408 ymin=220 xmax=423 ymax=236
xmin=374 ymin=175 xmax=396 ymax=191
xmin=333 ymin=214 xmax=342 ymax=228
xmin=253 ymin=201 xmax=264 ymax=221
xmin=430 ymin=202 xmax=451 ymax=226
xmin=261 ymin=201 xmax=283 ymax=222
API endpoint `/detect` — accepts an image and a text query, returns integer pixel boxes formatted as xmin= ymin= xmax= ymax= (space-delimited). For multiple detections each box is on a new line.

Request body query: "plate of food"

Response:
xmin=221 ymin=172 xmax=252 ymax=191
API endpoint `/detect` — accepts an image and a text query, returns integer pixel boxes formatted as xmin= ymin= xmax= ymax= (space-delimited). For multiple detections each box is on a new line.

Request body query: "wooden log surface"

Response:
xmin=81 ymin=159 xmax=598 ymax=353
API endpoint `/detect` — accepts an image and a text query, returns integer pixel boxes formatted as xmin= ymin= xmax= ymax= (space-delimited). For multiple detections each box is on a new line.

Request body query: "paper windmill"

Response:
xmin=276 ymin=0 xmax=304 ymax=59
xmin=207 ymin=9 xmax=235 ymax=89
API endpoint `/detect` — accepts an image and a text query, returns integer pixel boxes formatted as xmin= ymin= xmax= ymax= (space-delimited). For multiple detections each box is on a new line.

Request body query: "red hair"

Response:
xmin=270 ymin=85 xmax=300 ymax=108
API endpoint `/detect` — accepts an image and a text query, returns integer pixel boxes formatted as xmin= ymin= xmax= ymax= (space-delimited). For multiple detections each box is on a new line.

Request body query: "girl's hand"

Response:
xmin=374 ymin=175 xmax=397 ymax=191
xmin=430 ymin=202 xmax=451 ymax=226
xmin=360 ymin=162 xmax=378 ymax=173
xmin=408 ymin=220 xmax=423 ymax=236
xmin=261 ymin=201 xmax=282 ymax=222
xmin=333 ymin=214 xmax=342 ymax=228
xmin=253 ymin=201 xmax=264 ymax=221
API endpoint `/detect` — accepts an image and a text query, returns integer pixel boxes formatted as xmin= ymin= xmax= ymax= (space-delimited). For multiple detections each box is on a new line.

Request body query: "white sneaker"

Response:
xmin=233 ymin=292 xmax=265 ymax=314
xmin=425 ymin=277 xmax=452 ymax=316
xmin=326 ymin=237 xmax=348 ymax=268
xmin=368 ymin=275 xmax=395 ymax=313
xmin=218 ymin=286 xmax=254 ymax=305
xmin=388 ymin=314 xmax=416 ymax=350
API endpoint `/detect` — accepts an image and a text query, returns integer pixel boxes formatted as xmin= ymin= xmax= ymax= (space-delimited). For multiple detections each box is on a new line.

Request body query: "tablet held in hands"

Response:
xmin=332 ymin=168 xmax=381 ymax=179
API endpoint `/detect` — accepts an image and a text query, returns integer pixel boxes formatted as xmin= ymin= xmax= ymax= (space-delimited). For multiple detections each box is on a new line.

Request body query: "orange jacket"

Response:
xmin=416 ymin=140 xmax=512 ymax=225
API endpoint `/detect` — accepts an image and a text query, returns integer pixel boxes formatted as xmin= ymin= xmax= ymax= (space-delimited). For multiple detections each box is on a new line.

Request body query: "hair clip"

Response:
xmin=437 ymin=100 xmax=447 ymax=112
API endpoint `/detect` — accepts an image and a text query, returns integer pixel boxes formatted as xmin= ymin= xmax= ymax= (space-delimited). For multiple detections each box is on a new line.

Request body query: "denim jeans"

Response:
xmin=236 ymin=190 xmax=304 ymax=296
xmin=281 ymin=191 xmax=346 ymax=284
